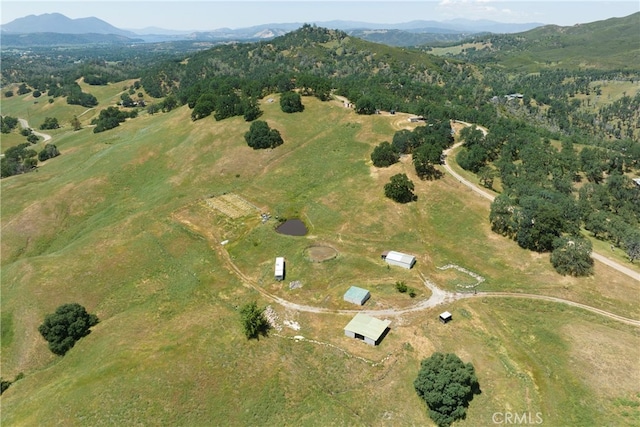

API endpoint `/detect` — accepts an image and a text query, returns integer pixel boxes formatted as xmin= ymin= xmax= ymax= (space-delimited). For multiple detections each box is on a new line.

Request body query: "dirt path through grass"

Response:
xmin=18 ymin=118 xmax=52 ymax=142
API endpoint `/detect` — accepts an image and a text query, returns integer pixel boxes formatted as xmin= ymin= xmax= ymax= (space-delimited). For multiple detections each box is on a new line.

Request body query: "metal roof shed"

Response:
xmin=343 ymin=286 xmax=371 ymax=306
xmin=440 ymin=311 xmax=452 ymax=323
xmin=384 ymin=251 xmax=416 ymax=269
xmin=344 ymin=313 xmax=391 ymax=346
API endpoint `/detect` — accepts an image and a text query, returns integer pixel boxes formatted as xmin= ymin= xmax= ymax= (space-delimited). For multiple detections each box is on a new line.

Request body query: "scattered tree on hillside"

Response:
xmin=550 ymin=236 xmax=594 ymax=276
xmin=624 ymin=232 xmax=640 ymax=263
xmin=1 ymin=143 xmax=38 ymax=178
xmin=191 ymin=93 xmax=216 ymax=120
xmin=38 ymin=144 xmax=60 ymax=162
xmin=71 ymin=115 xmax=82 ymax=131
xmin=161 ymin=95 xmax=178 ymax=112
xmin=371 ymin=141 xmax=399 ymax=167
xmin=243 ymin=98 xmax=262 ymax=122
xmin=40 ymin=117 xmax=60 ymax=130
xmin=414 ymin=352 xmax=480 ymax=427
xmin=384 ymin=173 xmax=415 ymax=203
xmin=38 ymin=303 xmax=99 ymax=356
xmin=239 ymin=301 xmax=270 ymax=339
xmin=244 ymin=120 xmax=284 ymax=149
xmin=91 ymin=106 xmax=137 ymax=133
xmin=120 ymin=92 xmax=136 ymax=107
xmin=1 ymin=116 xmax=19 ymax=134
xmin=17 ymin=83 xmax=31 ymax=95
xmin=280 ymin=91 xmax=304 ymax=113
xmin=413 ymin=142 xmax=443 ymax=180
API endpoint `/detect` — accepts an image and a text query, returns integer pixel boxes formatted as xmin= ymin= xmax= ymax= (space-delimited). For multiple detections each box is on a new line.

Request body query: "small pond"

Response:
xmin=275 ymin=219 xmax=308 ymax=236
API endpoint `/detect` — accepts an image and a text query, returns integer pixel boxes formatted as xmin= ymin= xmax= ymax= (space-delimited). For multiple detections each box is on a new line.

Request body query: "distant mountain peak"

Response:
xmin=0 ymin=13 xmax=137 ymax=37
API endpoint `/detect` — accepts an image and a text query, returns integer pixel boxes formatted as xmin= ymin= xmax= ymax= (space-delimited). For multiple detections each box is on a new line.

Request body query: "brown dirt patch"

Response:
xmin=305 ymin=245 xmax=338 ymax=262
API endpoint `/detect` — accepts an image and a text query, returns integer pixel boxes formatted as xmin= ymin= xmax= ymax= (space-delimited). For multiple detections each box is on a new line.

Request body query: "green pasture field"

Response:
xmin=1 ymin=88 xmax=638 ymax=425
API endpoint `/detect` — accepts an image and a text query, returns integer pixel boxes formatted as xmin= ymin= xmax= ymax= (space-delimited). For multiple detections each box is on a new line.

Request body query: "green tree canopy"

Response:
xmin=40 ymin=117 xmax=60 ymax=130
xmin=414 ymin=352 xmax=480 ymax=427
xmin=384 ymin=173 xmax=415 ymax=203
xmin=239 ymin=301 xmax=270 ymax=339
xmin=550 ymin=235 xmax=594 ymax=276
xmin=279 ymin=91 xmax=304 ymax=113
xmin=244 ymin=120 xmax=284 ymax=150
xmin=38 ymin=143 xmax=60 ymax=162
xmin=371 ymin=141 xmax=399 ymax=167
xmin=38 ymin=303 xmax=99 ymax=356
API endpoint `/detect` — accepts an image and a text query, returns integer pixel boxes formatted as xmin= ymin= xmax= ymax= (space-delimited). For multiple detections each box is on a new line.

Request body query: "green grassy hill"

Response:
xmin=428 ymin=13 xmax=640 ymax=71
xmin=1 ymin=87 xmax=639 ymax=425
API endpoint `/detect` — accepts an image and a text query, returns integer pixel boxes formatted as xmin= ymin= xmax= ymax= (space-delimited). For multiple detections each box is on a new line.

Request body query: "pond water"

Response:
xmin=275 ymin=219 xmax=308 ymax=236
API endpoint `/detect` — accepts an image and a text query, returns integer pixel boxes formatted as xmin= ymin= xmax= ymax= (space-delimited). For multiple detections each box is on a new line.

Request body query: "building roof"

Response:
xmin=344 ymin=286 xmax=370 ymax=303
xmin=633 ymin=178 xmax=640 ymax=186
xmin=386 ymin=251 xmax=415 ymax=264
xmin=344 ymin=313 xmax=391 ymax=341
xmin=440 ymin=311 xmax=452 ymax=319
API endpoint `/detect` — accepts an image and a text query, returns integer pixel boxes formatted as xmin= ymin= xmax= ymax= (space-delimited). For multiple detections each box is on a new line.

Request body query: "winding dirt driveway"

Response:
xmin=446 ymin=121 xmax=640 ymax=282
xmin=18 ymin=118 xmax=52 ymax=142
xmin=177 ymin=210 xmax=640 ymax=326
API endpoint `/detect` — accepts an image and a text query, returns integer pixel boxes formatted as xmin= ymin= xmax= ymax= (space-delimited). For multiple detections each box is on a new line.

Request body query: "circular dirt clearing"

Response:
xmin=275 ymin=219 xmax=308 ymax=236
xmin=306 ymin=246 xmax=338 ymax=262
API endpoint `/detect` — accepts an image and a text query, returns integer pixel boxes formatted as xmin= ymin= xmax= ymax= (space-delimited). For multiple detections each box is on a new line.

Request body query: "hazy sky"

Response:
xmin=2 ymin=1 xmax=638 ymax=30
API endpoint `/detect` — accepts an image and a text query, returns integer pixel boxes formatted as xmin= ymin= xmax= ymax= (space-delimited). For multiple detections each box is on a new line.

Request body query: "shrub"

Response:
xmin=239 ymin=301 xmax=270 ymax=339
xmin=395 ymin=281 xmax=408 ymax=293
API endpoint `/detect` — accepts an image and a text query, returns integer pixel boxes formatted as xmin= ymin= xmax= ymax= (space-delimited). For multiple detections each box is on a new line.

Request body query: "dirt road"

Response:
xmin=446 ymin=122 xmax=640 ymax=283
xmin=18 ymin=118 xmax=52 ymax=142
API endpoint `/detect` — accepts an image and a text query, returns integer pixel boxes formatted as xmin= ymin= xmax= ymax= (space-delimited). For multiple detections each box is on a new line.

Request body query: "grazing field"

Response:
xmin=1 ymin=88 xmax=638 ymax=425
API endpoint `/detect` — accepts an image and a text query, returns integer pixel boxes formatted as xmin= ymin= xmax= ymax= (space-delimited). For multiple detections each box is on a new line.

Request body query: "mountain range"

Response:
xmin=0 ymin=13 xmax=544 ymax=45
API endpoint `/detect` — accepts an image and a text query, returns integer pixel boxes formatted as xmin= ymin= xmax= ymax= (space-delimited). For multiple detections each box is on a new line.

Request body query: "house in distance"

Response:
xmin=274 ymin=257 xmax=285 ymax=281
xmin=343 ymin=286 xmax=371 ymax=306
xmin=344 ymin=313 xmax=391 ymax=346
xmin=381 ymin=250 xmax=416 ymax=269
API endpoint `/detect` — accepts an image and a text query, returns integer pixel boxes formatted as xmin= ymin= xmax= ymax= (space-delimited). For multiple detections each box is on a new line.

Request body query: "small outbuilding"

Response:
xmin=439 ymin=311 xmax=452 ymax=324
xmin=344 ymin=313 xmax=391 ymax=346
xmin=343 ymin=286 xmax=371 ymax=306
xmin=274 ymin=257 xmax=285 ymax=281
xmin=383 ymin=250 xmax=416 ymax=270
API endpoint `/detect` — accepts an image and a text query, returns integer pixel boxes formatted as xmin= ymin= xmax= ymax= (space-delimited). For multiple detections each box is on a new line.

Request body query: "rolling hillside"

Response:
xmin=1 ymin=73 xmax=639 ymax=425
xmin=427 ymin=12 xmax=640 ymax=71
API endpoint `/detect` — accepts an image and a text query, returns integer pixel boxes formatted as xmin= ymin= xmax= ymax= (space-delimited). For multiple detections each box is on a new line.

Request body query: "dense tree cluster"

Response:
xmin=1 ymin=143 xmax=38 ymax=178
xmin=38 ymin=303 xmax=99 ymax=355
xmin=38 ymin=144 xmax=61 ymax=162
xmin=244 ymin=120 xmax=284 ymax=149
xmin=39 ymin=117 xmax=60 ymax=130
xmin=1 ymin=115 xmax=19 ymax=134
xmin=279 ymin=91 xmax=304 ymax=113
xmin=414 ymin=352 xmax=480 ymax=427
xmin=91 ymin=106 xmax=137 ymax=133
